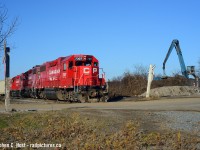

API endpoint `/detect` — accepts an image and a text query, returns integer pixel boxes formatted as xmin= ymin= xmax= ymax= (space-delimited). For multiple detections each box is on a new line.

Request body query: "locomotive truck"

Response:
xmin=10 ymin=54 xmax=108 ymax=102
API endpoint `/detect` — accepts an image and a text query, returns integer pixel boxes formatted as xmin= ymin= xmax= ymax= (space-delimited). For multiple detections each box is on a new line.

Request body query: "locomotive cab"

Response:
xmin=59 ymin=55 xmax=107 ymax=102
xmin=73 ymin=56 xmax=100 ymax=87
xmin=70 ymin=55 xmax=107 ymax=101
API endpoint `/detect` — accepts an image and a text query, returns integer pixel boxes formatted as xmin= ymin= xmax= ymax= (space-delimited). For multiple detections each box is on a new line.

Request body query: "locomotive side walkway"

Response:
xmin=0 ymin=97 xmax=200 ymax=112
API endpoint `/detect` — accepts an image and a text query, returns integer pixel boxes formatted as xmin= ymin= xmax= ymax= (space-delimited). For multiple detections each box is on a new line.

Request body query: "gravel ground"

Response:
xmin=72 ymin=108 xmax=200 ymax=137
xmin=155 ymin=111 xmax=200 ymax=136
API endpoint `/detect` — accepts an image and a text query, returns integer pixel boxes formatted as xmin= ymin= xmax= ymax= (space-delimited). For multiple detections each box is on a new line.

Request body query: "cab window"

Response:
xmin=94 ymin=62 xmax=98 ymax=66
xmin=63 ymin=63 xmax=66 ymax=71
xmin=75 ymin=60 xmax=92 ymax=66
xmin=75 ymin=61 xmax=83 ymax=66
xmin=69 ymin=61 xmax=73 ymax=69
xmin=84 ymin=61 xmax=91 ymax=66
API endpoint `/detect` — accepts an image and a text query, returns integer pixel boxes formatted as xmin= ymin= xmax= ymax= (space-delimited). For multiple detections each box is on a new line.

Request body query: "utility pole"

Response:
xmin=146 ymin=64 xmax=155 ymax=98
xmin=4 ymin=41 xmax=10 ymax=112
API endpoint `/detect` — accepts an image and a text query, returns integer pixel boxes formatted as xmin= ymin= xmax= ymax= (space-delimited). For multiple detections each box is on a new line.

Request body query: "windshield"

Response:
xmin=75 ymin=61 xmax=92 ymax=66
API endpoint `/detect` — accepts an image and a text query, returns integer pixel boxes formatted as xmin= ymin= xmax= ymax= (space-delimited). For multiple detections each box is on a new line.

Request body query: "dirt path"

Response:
xmin=0 ymin=97 xmax=199 ymax=112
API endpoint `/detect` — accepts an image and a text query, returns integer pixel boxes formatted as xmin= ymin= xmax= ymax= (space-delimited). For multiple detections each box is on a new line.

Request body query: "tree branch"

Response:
xmin=0 ymin=5 xmax=18 ymax=49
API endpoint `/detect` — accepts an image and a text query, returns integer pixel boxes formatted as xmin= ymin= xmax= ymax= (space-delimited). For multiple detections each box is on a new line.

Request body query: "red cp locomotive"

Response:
xmin=10 ymin=54 xmax=108 ymax=102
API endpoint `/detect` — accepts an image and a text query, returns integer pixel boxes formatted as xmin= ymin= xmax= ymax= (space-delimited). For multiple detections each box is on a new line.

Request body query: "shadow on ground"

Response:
xmin=108 ymin=96 xmax=138 ymax=102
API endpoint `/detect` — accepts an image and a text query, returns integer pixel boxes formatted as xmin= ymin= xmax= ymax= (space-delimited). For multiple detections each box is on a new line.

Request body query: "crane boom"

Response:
xmin=162 ymin=39 xmax=189 ymax=79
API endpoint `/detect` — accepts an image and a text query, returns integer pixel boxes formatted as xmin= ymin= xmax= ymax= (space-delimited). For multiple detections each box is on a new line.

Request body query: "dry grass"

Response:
xmin=108 ymin=73 xmax=192 ymax=97
xmin=0 ymin=110 xmax=199 ymax=149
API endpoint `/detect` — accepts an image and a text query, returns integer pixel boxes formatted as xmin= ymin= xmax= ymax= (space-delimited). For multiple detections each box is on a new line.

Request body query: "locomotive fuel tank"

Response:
xmin=44 ymin=88 xmax=58 ymax=100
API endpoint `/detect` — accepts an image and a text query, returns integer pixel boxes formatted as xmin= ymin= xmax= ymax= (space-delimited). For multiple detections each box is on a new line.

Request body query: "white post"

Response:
xmin=5 ymin=78 xmax=10 ymax=111
xmin=4 ymin=41 xmax=10 ymax=112
xmin=146 ymin=64 xmax=155 ymax=98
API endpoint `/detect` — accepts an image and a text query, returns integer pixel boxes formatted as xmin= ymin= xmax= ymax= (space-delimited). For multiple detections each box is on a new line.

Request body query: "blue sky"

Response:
xmin=0 ymin=0 xmax=199 ymax=80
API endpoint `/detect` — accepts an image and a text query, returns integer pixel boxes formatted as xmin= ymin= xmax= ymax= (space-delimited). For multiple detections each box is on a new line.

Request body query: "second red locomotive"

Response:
xmin=10 ymin=54 xmax=108 ymax=102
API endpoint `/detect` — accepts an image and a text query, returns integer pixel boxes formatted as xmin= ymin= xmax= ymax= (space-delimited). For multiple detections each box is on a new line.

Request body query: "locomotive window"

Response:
xmin=69 ymin=61 xmax=73 ymax=69
xmin=94 ymin=62 xmax=98 ymax=66
xmin=63 ymin=63 xmax=66 ymax=71
xmin=33 ymin=69 xmax=36 ymax=74
xmin=75 ymin=61 xmax=83 ymax=66
xmin=84 ymin=61 xmax=91 ymax=66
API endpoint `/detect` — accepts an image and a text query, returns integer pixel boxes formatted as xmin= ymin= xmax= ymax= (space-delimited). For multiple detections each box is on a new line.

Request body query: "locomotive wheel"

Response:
xmin=39 ymin=91 xmax=46 ymax=99
xmin=56 ymin=90 xmax=65 ymax=100
xmin=100 ymin=95 xmax=109 ymax=102
xmin=78 ymin=94 xmax=88 ymax=103
xmin=87 ymin=97 xmax=98 ymax=103
xmin=32 ymin=89 xmax=39 ymax=99
xmin=30 ymin=90 xmax=34 ymax=98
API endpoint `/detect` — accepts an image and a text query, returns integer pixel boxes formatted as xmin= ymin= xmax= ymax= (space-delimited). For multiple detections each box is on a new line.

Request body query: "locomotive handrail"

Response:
xmin=73 ymin=66 xmax=78 ymax=92
xmin=99 ymin=68 xmax=106 ymax=80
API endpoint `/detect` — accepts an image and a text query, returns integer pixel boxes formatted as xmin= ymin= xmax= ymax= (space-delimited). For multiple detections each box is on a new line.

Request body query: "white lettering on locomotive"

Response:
xmin=49 ymin=77 xmax=57 ymax=81
xmin=93 ymin=68 xmax=97 ymax=73
xmin=83 ymin=68 xmax=90 ymax=74
xmin=49 ymin=69 xmax=60 ymax=75
xmin=75 ymin=57 xmax=82 ymax=61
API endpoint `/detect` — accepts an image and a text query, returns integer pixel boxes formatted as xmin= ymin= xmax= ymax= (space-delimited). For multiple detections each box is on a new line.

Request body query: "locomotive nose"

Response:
xmin=79 ymin=66 xmax=98 ymax=86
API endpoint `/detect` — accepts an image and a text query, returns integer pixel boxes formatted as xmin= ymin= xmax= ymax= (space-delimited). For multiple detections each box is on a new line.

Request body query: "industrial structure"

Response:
xmin=163 ymin=39 xmax=196 ymax=78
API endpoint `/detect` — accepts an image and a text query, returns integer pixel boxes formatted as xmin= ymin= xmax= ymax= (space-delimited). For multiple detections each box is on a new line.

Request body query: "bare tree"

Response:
xmin=171 ymin=69 xmax=182 ymax=77
xmin=0 ymin=5 xmax=18 ymax=49
xmin=133 ymin=64 xmax=148 ymax=77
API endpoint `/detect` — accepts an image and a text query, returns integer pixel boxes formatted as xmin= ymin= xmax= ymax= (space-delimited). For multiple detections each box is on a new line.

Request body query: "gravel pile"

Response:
xmin=141 ymin=86 xmax=200 ymax=97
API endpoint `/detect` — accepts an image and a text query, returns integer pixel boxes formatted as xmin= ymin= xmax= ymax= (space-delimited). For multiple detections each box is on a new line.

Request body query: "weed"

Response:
xmin=0 ymin=110 xmax=199 ymax=149
xmin=0 ymin=119 xmax=8 ymax=129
